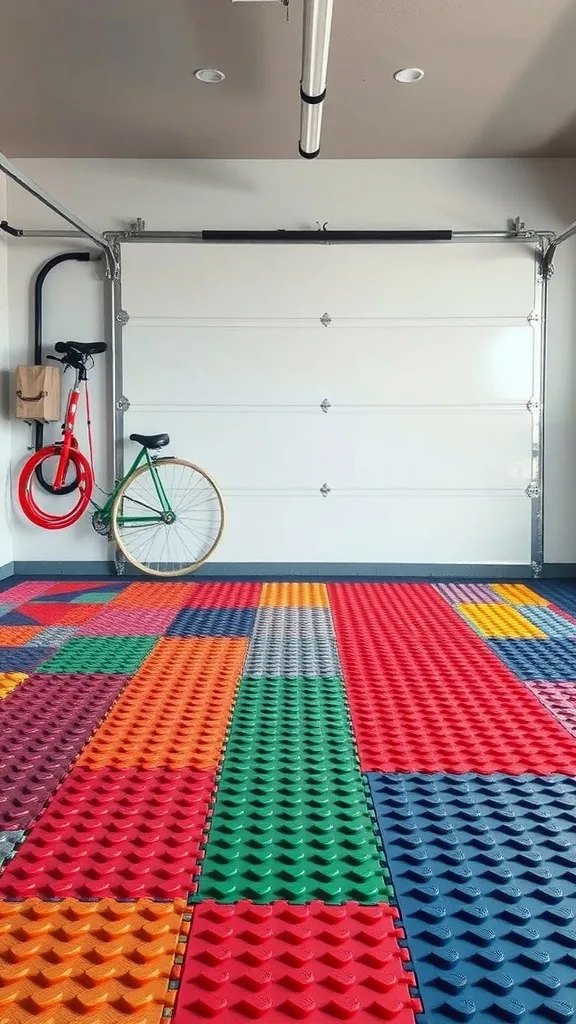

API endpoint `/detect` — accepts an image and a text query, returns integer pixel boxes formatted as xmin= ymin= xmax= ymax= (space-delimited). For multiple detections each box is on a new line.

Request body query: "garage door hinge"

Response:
xmin=116 ymin=395 xmax=130 ymax=412
xmin=526 ymin=397 xmax=539 ymax=413
xmin=527 ymin=310 xmax=539 ymax=325
xmin=320 ymin=482 xmax=331 ymax=497
xmin=320 ymin=312 xmax=331 ymax=327
xmin=525 ymin=481 xmax=539 ymax=499
xmin=116 ymin=310 xmax=130 ymax=326
xmin=320 ymin=398 xmax=331 ymax=413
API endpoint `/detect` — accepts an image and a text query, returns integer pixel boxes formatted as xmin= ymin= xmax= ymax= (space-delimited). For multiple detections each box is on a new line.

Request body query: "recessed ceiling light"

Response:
xmin=194 ymin=68 xmax=226 ymax=84
xmin=394 ymin=67 xmax=424 ymax=83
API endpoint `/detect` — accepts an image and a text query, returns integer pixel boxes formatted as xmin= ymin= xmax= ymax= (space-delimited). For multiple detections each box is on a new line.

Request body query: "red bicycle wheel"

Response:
xmin=19 ymin=445 xmax=94 ymax=529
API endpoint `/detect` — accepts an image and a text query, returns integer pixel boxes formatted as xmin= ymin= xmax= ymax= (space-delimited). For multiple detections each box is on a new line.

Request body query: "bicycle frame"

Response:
xmin=53 ymin=370 xmax=82 ymax=490
xmin=54 ymin=367 xmax=173 ymax=526
xmin=96 ymin=447 xmax=174 ymax=526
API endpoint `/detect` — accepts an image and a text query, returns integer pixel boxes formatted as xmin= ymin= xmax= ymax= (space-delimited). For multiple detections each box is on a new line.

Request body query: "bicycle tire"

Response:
xmin=19 ymin=445 xmax=93 ymax=529
xmin=110 ymin=456 xmax=225 ymax=577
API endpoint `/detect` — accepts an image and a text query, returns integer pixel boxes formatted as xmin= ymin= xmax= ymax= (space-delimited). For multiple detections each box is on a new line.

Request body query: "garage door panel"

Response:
xmin=123 ymin=409 xmax=326 ymax=489
xmin=119 ymin=241 xmax=538 ymax=566
xmin=216 ymin=494 xmax=531 ymax=563
xmin=325 ymin=411 xmax=532 ymax=490
xmin=121 ymin=243 xmax=535 ymax=319
xmin=123 ymin=323 xmax=534 ymax=408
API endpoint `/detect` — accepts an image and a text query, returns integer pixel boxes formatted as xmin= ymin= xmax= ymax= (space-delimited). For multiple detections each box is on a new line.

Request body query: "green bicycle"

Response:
xmin=18 ymin=342 xmax=225 ymax=577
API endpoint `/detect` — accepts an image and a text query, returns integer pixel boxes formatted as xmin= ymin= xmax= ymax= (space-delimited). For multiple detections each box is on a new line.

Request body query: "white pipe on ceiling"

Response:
xmin=299 ymin=0 xmax=334 ymax=158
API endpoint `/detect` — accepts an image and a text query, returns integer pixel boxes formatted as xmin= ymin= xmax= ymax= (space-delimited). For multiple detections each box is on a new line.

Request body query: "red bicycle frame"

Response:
xmin=53 ymin=379 xmax=82 ymax=490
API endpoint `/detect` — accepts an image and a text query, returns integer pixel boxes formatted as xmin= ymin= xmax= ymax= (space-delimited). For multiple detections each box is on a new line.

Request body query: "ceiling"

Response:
xmin=1 ymin=0 xmax=576 ymax=158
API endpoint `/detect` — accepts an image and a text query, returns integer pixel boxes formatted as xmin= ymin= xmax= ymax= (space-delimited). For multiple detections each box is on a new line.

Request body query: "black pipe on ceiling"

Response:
xmin=201 ymin=229 xmax=453 ymax=243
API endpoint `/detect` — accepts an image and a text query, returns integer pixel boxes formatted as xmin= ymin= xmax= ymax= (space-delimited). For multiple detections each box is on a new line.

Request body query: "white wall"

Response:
xmin=6 ymin=158 xmax=576 ymax=567
xmin=0 ymin=175 xmax=13 ymax=572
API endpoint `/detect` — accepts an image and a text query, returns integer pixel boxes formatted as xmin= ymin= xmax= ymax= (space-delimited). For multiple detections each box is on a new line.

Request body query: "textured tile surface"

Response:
xmin=36 ymin=635 xmax=158 ymax=674
xmin=175 ymin=901 xmax=422 ymax=1023
xmin=184 ymin=581 xmax=262 ymax=608
xmin=0 ymin=898 xmax=187 ymax=1022
xmin=0 ymin=766 xmax=214 ymax=900
xmin=196 ymin=678 xmax=391 ymax=903
xmin=368 ymin=771 xmax=576 ymax=1024
xmin=329 ymin=584 xmax=576 ymax=773
xmin=456 ymin=602 xmax=546 ymax=638
xmin=260 ymin=582 xmax=329 ymax=607
xmin=0 ymin=829 xmax=24 ymax=869
xmin=488 ymin=638 xmax=576 ymax=682
xmin=76 ymin=637 xmax=245 ymax=769
xmin=168 ymin=607 xmax=257 ymax=637
xmin=0 ymin=673 xmax=130 ymax=829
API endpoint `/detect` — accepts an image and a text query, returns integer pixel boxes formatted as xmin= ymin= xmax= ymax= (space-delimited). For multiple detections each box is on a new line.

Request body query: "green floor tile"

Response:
xmin=194 ymin=677 xmax=392 ymax=904
xmin=35 ymin=636 xmax=158 ymax=674
xmin=71 ymin=591 xmax=120 ymax=604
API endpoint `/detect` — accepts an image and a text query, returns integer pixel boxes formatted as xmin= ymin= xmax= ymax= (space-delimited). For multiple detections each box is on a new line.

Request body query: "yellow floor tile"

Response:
xmin=458 ymin=602 xmax=547 ymax=639
xmin=260 ymin=582 xmax=330 ymax=607
xmin=490 ymin=584 xmax=548 ymax=606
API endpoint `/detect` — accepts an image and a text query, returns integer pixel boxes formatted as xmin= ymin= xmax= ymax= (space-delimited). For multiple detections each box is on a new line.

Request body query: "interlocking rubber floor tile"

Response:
xmin=529 ymin=583 xmax=576 ymax=620
xmin=435 ymin=583 xmax=503 ymax=605
xmin=0 ymin=581 xmax=57 ymax=604
xmin=0 ymin=673 xmax=130 ymax=829
xmin=0 ymin=646 xmax=55 ymax=672
xmin=0 ymin=625 xmax=43 ymax=646
xmin=184 ymin=581 xmax=262 ymax=608
xmin=17 ymin=601 xmax=103 ymax=627
xmin=456 ymin=602 xmax=547 ymax=638
xmin=71 ymin=589 xmax=125 ymax=603
xmin=488 ymin=638 xmax=576 ymax=682
xmin=490 ymin=583 xmax=548 ymax=605
xmin=0 ymin=897 xmax=187 ymax=1023
xmin=26 ymin=626 xmax=80 ymax=647
xmin=195 ymin=677 xmax=391 ymax=903
xmin=0 ymin=672 xmax=27 ymax=699
xmin=245 ymin=613 xmax=341 ymax=680
xmin=252 ymin=607 xmax=337 ymax=638
xmin=175 ymin=901 xmax=422 ymax=1023
xmin=520 ymin=606 xmax=576 ymax=638
xmin=168 ymin=607 xmax=257 ymax=638
xmin=78 ymin=607 xmax=177 ymax=637
xmin=329 ymin=583 xmax=576 ymax=773
xmin=260 ymin=582 xmax=329 ymax=607
xmin=368 ymin=771 xmax=576 ymax=1024
xmin=527 ymin=682 xmax=576 ymax=737
xmin=76 ymin=638 xmax=246 ymax=770
xmin=36 ymin=635 xmax=158 ymax=674
xmin=0 ymin=604 xmax=13 ymax=618
xmin=39 ymin=580 xmax=126 ymax=596
xmin=0 ymin=830 xmax=24 ymax=869
xmin=0 ymin=766 xmax=215 ymax=900
xmin=111 ymin=581 xmax=197 ymax=609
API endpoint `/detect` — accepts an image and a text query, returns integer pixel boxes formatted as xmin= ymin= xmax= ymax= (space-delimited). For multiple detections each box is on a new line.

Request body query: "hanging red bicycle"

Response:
xmin=18 ymin=341 xmax=104 ymax=530
xmin=18 ymin=341 xmax=225 ymax=576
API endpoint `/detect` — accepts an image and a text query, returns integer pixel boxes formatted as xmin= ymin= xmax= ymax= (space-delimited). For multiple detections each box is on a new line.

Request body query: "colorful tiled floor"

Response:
xmin=2 ymin=578 xmax=576 ymax=1021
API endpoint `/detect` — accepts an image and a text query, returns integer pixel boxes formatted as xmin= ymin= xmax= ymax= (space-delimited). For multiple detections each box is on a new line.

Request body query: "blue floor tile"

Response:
xmin=489 ymin=638 xmax=576 ymax=681
xmin=368 ymin=771 xmax=576 ymax=1023
xmin=0 ymin=646 xmax=56 ymax=672
xmin=166 ymin=607 xmax=257 ymax=638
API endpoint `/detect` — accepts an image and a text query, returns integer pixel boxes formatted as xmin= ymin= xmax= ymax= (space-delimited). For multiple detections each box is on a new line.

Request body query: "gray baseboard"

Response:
xmin=0 ymin=562 xmax=14 ymax=580
xmin=541 ymin=563 xmax=576 ymax=579
xmin=10 ymin=560 xmax=559 ymax=580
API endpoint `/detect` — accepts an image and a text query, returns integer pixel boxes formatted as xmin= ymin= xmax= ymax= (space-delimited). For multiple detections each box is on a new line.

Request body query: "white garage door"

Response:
xmin=118 ymin=241 xmax=539 ymax=568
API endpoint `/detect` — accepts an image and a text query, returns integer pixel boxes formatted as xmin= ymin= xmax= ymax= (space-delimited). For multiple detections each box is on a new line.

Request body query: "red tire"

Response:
xmin=18 ymin=445 xmax=93 ymax=529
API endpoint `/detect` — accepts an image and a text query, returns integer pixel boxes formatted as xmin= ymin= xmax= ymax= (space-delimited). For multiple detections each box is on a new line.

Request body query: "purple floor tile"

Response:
xmin=0 ymin=673 xmax=130 ymax=829
xmin=434 ymin=583 xmax=503 ymax=605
